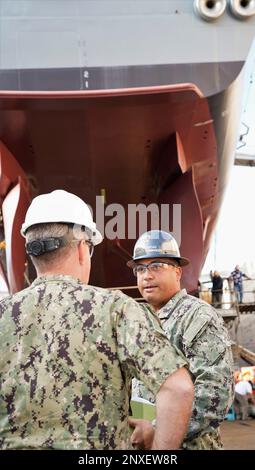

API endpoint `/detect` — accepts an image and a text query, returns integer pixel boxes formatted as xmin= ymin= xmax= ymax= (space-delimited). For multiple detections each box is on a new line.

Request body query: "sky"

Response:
xmin=202 ymin=165 xmax=255 ymax=277
xmin=201 ymin=38 xmax=255 ymax=279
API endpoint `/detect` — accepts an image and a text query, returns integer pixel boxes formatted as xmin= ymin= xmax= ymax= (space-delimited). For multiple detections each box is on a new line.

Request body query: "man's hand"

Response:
xmin=129 ymin=417 xmax=154 ymax=449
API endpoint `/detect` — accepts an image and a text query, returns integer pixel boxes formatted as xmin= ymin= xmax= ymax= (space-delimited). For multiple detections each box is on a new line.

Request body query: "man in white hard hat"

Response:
xmin=128 ymin=230 xmax=234 ymax=450
xmin=0 ymin=190 xmax=194 ymax=450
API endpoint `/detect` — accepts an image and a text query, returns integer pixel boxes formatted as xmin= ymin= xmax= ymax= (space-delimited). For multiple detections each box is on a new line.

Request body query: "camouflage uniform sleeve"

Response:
xmin=113 ymin=293 xmax=187 ymax=397
xmin=181 ymin=305 xmax=234 ymax=440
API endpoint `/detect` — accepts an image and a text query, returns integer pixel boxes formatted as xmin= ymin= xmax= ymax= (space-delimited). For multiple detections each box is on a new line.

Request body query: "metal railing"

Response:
xmin=199 ymin=278 xmax=255 ymax=311
xmin=109 ymin=279 xmax=255 ymax=309
xmin=108 ymin=284 xmax=144 ymax=302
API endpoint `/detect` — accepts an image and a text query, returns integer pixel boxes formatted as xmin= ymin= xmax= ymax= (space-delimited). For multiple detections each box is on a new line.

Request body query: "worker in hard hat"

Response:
xmin=0 ymin=191 xmax=194 ymax=450
xmin=128 ymin=230 xmax=234 ymax=450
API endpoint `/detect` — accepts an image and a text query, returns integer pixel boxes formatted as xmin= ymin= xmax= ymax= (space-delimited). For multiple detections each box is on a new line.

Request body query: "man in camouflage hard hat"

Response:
xmin=128 ymin=230 xmax=234 ymax=450
xmin=0 ymin=191 xmax=194 ymax=450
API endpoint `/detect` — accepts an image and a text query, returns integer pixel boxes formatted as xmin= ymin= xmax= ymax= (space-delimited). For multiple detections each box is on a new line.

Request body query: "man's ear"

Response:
xmin=78 ymin=240 xmax=86 ymax=265
xmin=176 ymin=266 xmax=182 ymax=282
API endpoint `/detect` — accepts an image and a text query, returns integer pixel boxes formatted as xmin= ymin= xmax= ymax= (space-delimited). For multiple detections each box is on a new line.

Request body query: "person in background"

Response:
xmin=210 ymin=270 xmax=223 ymax=308
xmin=248 ymin=381 xmax=255 ymax=418
xmin=230 ymin=265 xmax=249 ymax=304
xmin=234 ymin=379 xmax=255 ymax=420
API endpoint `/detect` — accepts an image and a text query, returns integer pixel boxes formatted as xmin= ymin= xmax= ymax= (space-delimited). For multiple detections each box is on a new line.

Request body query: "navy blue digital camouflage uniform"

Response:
xmin=133 ymin=289 xmax=234 ymax=450
xmin=0 ymin=275 xmax=187 ymax=450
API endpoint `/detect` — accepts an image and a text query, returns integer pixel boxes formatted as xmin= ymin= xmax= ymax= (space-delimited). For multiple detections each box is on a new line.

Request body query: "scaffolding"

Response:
xmin=199 ymin=278 xmax=255 ymax=367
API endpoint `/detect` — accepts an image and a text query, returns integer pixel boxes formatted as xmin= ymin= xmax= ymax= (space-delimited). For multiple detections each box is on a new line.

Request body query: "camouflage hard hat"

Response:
xmin=127 ymin=230 xmax=190 ymax=268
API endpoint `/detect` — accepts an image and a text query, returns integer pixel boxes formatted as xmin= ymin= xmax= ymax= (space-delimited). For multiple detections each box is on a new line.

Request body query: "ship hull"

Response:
xmin=0 ymin=0 xmax=254 ymax=293
xmin=0 ymin=70 xmax=242 ymax=294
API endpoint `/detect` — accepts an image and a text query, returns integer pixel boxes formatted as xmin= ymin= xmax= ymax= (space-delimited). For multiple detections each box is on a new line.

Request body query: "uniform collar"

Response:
xmin=158 ymin=288 xmax=187 ymax=320
xmin=31 ymin=274 xmax=84 ymax=288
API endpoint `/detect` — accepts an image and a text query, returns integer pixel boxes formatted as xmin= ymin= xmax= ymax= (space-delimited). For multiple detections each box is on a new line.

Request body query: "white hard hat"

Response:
xmin=21 ymin=190 xmax=103 ymax=246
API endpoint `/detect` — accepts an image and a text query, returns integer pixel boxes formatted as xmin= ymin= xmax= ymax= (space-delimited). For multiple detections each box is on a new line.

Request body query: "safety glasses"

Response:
xmin=133 ymin=261 xmax=178 ymax=277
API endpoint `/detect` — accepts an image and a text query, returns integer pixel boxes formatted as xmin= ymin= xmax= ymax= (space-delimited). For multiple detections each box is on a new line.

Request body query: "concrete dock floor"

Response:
xmin=221 ymin=419 xmax=255 ymax=450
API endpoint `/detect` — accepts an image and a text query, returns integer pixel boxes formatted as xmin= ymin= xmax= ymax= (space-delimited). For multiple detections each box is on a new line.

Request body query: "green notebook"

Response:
xmin=131 ymin=397 xmax=156 ymax=421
